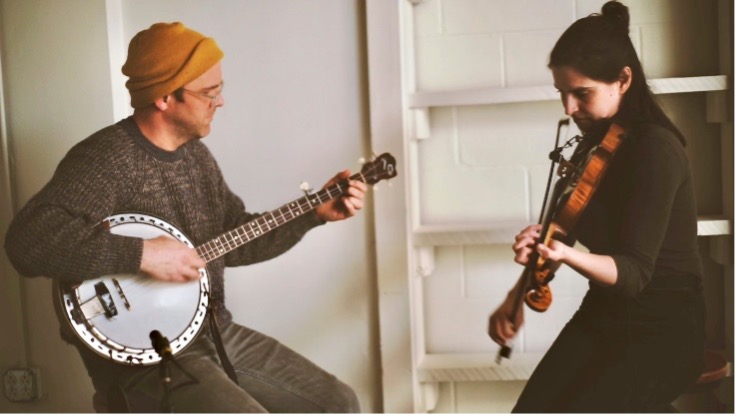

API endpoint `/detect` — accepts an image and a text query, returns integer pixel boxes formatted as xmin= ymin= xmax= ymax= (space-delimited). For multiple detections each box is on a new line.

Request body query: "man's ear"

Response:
xmin=153 ymin=95 xmax=169 ymax=111
xmin=619 ymin=66 xmax=633 ymax=94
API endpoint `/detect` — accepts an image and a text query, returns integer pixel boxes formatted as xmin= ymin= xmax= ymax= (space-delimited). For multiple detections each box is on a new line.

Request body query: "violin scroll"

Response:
xmin=525 ymin=284 xmax=553 ymax=312
xmin=521 ymin=220 xmax=566 ymax=312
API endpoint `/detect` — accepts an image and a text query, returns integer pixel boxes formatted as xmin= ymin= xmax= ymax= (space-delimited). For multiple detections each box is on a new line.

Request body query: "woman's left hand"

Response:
xmin=536 ymin=239 xmax=568 ymax=263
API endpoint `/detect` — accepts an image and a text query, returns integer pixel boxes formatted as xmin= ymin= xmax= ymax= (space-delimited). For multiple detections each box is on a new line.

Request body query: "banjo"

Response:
xmin=57 ymin=153 xmax=397 ymax=366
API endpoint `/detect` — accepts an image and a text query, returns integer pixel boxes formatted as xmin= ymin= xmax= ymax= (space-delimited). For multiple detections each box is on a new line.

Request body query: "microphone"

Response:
xmin=149 ymin=330 xmax=173 ymax=359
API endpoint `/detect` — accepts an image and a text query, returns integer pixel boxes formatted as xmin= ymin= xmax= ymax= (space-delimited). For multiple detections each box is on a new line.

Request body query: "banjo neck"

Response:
xmin=196 ymin=172 xmax=362 ymax=263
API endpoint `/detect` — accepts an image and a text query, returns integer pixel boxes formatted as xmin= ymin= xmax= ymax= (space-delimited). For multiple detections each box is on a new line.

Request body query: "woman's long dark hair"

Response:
xmin=549 ymin=1 xmax=686 ymax=145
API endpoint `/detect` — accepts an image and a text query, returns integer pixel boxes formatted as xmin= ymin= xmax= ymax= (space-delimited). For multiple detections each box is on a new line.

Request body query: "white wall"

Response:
xmin=0 ymin=0 xmax=115 ymax=413
xmin=0 ymin=0 xmax=380 ymax=413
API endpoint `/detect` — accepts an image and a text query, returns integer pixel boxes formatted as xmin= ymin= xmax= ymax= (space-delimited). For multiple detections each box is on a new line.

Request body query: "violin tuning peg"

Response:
xmin=358 ymin=157 xmax=366 ymax=165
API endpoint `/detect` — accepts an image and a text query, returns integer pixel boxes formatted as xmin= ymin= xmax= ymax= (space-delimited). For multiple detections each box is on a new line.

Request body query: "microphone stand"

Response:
xmin=158 ymin=351 xmax=174 ymax=413
xmin=150 ymin=330 xmax=199 ymax=413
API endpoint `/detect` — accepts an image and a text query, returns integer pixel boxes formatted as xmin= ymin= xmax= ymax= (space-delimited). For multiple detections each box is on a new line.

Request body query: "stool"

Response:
xmin=673 ymin=350 xmax=730 ymax=412
xmin=93 ymin=386 xmax=132 ymax=413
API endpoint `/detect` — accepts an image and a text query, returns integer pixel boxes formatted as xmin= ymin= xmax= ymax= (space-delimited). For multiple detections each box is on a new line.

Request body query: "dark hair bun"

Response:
xmin=601 ymin=1 xmax=630 ymax=35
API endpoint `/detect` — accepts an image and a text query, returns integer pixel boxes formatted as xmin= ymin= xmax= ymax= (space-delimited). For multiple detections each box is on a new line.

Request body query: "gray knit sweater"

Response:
xmin=5 ymin=117 xmax=322 ymax=329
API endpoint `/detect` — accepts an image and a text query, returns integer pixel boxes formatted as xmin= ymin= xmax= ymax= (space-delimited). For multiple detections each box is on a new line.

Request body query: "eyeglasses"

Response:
xmin=182 ymin=81 xmax=224 ymax=105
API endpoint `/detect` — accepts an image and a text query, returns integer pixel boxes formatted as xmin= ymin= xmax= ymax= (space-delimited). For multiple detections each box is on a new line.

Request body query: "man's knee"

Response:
xmin=327 ymin=380 xmax=360 ymax=413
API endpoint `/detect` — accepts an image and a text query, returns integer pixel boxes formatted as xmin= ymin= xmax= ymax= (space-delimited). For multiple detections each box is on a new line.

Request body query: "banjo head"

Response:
xmin=58 ymin=213 xmax=210 ymax=366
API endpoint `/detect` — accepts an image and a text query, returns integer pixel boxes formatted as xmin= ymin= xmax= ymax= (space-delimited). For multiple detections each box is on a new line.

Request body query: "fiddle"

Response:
xmin=497 ymin=121 xmax=625 ymax=361
xmin=524 ymin=122 xmax=624 ymax=311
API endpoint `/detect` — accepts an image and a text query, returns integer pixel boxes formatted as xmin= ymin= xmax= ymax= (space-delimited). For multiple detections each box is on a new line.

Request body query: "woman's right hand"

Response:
xmin=488 ymin=224 xmax=540 ymax=347
xmin=487 ymin=292 xmax=524 ymax=348
xmin=512 ymin=224 xmax=542 ymax=265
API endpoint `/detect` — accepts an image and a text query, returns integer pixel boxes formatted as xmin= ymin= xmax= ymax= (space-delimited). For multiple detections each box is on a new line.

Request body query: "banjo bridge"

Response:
xmin=73 ymin=281 xmax=120 ymax=323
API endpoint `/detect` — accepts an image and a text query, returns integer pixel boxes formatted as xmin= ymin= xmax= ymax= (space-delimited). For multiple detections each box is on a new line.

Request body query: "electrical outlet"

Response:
xmin=3 ymin=368 xmax=41 ymax=402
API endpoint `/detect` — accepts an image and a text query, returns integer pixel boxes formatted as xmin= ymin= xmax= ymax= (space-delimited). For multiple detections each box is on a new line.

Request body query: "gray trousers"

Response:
xmin=79 ymin=321 xmax=360 ymax=413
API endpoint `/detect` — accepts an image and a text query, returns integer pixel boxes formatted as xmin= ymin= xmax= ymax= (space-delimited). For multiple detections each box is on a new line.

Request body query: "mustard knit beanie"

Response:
xmin=122 ymin=22 xmax=224 ymax=108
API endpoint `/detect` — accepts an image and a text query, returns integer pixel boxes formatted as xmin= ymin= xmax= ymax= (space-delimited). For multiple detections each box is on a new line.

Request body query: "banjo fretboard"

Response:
xmin=196 ymin=175 xmax=359 ymax=262
xmin=195 ymin=151 xmax=398 ymax=263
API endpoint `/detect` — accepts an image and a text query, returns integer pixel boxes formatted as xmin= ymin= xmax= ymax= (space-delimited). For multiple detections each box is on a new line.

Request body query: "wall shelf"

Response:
xmin=408 ymin=75 xmax=728 ymax=109
xmin=413 ymin=221 xmax=522 ymax=247
xmin=414 ymin=216 xmax=731 ymax=248
xmin=417 ymin=352 xmax=544 ymax=383
xmin=697 ymin=215 xmax=733 ymax=236
xmin=408 ymin=75 xmax=729 ymax=140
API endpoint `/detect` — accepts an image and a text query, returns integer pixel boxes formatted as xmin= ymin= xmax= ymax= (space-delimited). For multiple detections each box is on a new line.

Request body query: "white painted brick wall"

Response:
xmin=407 ymin=0 xmax=722 ymax=412
xmin=415 ymin=0 xmax=717 ymax=89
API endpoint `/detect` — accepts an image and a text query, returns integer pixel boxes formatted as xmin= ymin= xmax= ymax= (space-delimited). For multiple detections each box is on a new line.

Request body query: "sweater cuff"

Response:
xmin=309 ymin=210 xmax=328 ymax=227
xmin=108 ymin=234 xmax=145 ymax=275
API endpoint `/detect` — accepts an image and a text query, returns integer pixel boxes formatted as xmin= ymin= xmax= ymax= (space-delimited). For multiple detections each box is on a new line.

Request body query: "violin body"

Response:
xmin=523 ymin=123 xmax=625 ymax=312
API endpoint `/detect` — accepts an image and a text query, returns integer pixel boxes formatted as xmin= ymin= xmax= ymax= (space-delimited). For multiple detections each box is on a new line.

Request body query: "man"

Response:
xmin=4 ymin=22 xmax=364 ymax=413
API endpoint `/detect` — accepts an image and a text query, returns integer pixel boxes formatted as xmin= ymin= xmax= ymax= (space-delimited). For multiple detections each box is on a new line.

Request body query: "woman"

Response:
xmin=488 ymin=1 xmax=706 ymax=412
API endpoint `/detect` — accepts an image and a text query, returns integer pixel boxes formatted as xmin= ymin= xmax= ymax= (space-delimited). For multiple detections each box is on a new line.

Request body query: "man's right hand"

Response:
xmin=140 ymin=235 xmax=205 ymax=282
